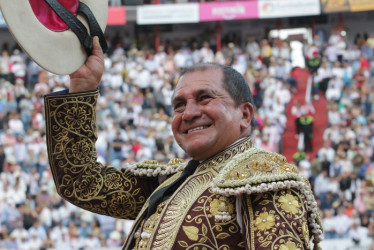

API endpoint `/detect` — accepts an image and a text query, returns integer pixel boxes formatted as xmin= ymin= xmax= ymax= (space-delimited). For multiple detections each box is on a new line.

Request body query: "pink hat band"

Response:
xmin=30 ymin=0 xmax=79 ymax=32
xmin=41 ymin=0 xmax=107 ymax=55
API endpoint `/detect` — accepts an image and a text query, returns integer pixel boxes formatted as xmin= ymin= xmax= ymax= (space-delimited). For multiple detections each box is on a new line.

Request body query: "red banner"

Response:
xmin=107 ymin=6 xmax=126 ymax=25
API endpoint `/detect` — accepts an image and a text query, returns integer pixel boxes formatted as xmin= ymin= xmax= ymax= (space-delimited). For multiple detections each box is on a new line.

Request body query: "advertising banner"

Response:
xmin=321 ymin=0 xmax=374 ymax=12
xmin=199 ymin=1 xmax=258 ymax=22
xmin=258 ymin=0 xmax=321 ymax=18
xmin=349 ymin=0 xmax=374 ymax=12
xmin=320 ymin=0 xmax=350 ymax=13
xmin=137 ymin=3 xmax=199 ymax=25
xmin=107 ymin=6 xmax=126 ymax=25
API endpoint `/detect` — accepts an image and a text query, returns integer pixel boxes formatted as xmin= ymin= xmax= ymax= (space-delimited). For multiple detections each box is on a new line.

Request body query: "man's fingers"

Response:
xmin=92 ymin=36 xmax=103 ymax=57
xmin=88 ymin=36 xmax=104 ymax=69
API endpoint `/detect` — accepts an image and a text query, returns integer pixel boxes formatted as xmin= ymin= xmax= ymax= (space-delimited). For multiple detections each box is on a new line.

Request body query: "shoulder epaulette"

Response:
xmin=125 ymin=158 xmax=185 ymax=177
xmin=212 ymin=148 xmax=302 ymax=194
xmin=211 ymin=148 xmax=323 ymax=246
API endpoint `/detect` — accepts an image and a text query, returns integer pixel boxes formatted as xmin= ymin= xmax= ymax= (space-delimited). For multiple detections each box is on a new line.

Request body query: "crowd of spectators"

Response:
xmin=305 ymin=31 xmax=374 ymax=248
xmin=0 ymin=28 xmax=373 ymax=249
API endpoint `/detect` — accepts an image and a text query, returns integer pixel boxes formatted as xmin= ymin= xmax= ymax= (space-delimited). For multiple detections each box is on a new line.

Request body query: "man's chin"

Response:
xmin=184 ymin=143 xmax=211 ymax=160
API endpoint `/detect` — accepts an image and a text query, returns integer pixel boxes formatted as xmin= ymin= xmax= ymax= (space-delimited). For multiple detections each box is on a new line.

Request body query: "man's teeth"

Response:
xmin=188 ymin=126 xmax=207 ymax=133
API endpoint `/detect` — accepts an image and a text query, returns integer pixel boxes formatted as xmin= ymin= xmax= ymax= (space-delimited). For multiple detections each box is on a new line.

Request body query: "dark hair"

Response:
xmin=179 ymin=63 xmax=254 ymax=107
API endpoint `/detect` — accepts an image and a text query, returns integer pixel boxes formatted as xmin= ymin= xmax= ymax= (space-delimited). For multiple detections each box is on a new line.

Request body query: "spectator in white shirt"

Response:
xmin=246 ymin=37 xmax=260 ymax=60
xmin=299 ymin=157 xmax=312 ymax=179
xmin=134 ymin=66 xmax=151 ymax=90
xmin=39 ymin=205 xmax=52 ymax=229
xmin=83 ymin=233 xmax=102 ymax=248
xmin=328 ymin=103 xmax=341 ymax=126
xmin=154 ymin=45 xmax=167 ymax=68
xmin=200 ymin=41 xmax=214 ymax=63
xmin=174 ymin=49 xmax=187 ymax=70
xmin=314 ymin=170 xmax=330 ymax=199
xmin=10 ymin=222 xmax=29 ymax=242
xmin=27 ymin=231 xmax=43 ymax=250
xmin=349 ymin=219 xmax=369 ymax=245
xmin=8 ymin=113 xmax=25 ymax=136
xmin=323 ymin=124 xmax=342 ymax=146
xmin=334 ymin=207 xmax=352 ymax=238
xmin=326 ymin=79 xmax=342 ymax=102
xmin=322 ymin=209 xmax=338 ymax=239
xmin=28 ymin=220 xmax=47 ymax=241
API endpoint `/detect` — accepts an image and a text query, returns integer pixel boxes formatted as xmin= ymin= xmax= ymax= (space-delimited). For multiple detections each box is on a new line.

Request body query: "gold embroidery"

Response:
xmin=182 ymin=226 xmax=199 ymax=241
xmin=212 ymin=196 xmax=234 ymax=222
xmin=246 ymin=196 xmax=256 ymax=249
xmin=179 ymin=190 xmax=240 ymax=249
xmin=246 ymin=191 xmax=308 ymax=249
xmin=152 ymin=173 xmax=213 ymax=249
xmin=64 ymin=105 xmax=88 ymax=130
xmin=142 ymin=160 xmax=158 ymax=165
xmin=210 ymin=198 xmax=222 ymax=217
xmin=198 ymin=137 xmax=253 ymax=173
xmin=226 ymin=160 xmax=274 ymax=181
xmin=104 ymin=172 xmax=124 ymax=189
xmin=124 ymin=172 xmax=185 ymax=250
xmin=213 ymin=148 xmax=301 ymax=189
xmin=211 ymin=147 xmax=321 ymax=248
xmin=107 ymin=192 xmax=137 ymax=216
xmin=168 ymin=158 xmax=184 ymax=165
xmin=132 ymin=202 xmax=166 ymax=250
xmin=210 ymin=196 xmax=234 ymax=218
xmin=131 ymin=158 xmax=185 ymax=176
xmin=255 ymin=211 xmax=276 ymax=231
xmin=279 ymin=163 xmax=297 ymax=173
xmin=279 ymin=240 xmax=302 ymax=250
xmin=45 ymin=92 xmax=149 ymax=219
xmin=302 ymin=222 xmax=310 ymax=244
xmin=274 ymin=190 xmax=305 ymax=221
xmin=278 ymin=193 xmax=300 ymax=215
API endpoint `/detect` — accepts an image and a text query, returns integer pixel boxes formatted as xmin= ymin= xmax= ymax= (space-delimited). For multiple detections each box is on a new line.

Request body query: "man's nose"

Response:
xmin=182 ymin=101 xmax=201 ymax=121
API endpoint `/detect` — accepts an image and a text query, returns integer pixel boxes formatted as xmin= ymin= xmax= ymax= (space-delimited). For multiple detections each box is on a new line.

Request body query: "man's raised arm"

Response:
xmin=44 ymin=37 xmax=159 ymax=219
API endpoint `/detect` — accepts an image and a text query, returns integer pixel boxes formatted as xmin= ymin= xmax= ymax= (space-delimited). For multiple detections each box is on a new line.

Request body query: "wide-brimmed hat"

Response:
xmin=0 ymin=0 xmax=108 ymax=75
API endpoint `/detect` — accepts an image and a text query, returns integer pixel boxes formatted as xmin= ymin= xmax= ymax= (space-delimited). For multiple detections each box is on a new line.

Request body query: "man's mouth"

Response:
xmin=186 ymin=125 xmax=210 ymax=134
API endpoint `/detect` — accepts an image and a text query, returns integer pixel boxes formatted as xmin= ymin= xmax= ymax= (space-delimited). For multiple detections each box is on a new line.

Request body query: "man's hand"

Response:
xmin=69 ymin=36 xmax=104 ymax=93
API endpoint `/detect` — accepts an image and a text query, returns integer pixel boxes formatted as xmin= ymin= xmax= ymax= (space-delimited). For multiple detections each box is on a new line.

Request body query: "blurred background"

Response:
xmin=0 ymin=0 xmax=374 ymax=249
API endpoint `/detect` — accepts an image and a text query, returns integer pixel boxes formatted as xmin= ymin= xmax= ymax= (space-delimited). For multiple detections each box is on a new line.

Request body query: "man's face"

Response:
xmin=172 ymin=68 xmax=252 ymax=161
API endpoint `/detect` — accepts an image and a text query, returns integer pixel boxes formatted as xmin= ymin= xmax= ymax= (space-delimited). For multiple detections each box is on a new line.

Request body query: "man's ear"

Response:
xmin=239 ymin=102 xmax=254 ymax=133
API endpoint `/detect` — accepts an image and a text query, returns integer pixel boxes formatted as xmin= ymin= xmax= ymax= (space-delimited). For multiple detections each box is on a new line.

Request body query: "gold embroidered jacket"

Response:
xmin=45 ymin=90 xmax=323 ymax=250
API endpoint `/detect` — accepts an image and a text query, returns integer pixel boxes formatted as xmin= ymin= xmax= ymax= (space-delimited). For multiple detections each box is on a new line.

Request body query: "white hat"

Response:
xmin=0 ymin=0 xmax=108 ymax=75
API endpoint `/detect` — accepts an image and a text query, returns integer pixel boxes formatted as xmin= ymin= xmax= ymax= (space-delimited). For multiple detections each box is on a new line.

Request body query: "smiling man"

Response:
xmin=171 ymin=65 xmax=253 ymax=161
xmin=44 ymin=38 xmax=323 ymax=249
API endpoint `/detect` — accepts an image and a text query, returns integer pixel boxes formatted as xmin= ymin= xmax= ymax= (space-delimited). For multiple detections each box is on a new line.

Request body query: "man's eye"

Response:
xmin=173 ymin=103 xmax=185 ymax=110
xmin=199 ymin=95 xmax=211 ymax=101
